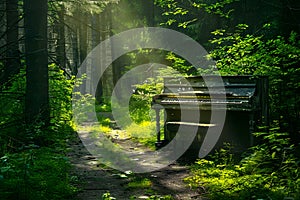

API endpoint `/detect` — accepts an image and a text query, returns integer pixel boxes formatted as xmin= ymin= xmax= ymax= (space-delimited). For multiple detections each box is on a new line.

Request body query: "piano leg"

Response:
xmin=155 ymin=108 xmax=163 ymax=149
xmin=249 ymin=111 xmax=255 ymax=146
xmin=155 ymin=108 xmax=168 ymax=149
xmin=155 ymin=108 xmax=161 ymax=143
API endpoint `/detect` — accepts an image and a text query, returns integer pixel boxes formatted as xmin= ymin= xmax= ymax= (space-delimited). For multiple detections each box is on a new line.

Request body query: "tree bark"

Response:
xmin=71 ymin=25 xmax=79 ymax=76
xmin=79 ymin=13 xmax=88 ymax=94
xmin=92 ymin=13 xmax=102 ymax=101
xmin=0 ymin=0 xmax=20 ymax=86
xmin=24 ymin=0 xmax=49 ymax=124
xmin=56 ymin=5 xmax=66 ymax=70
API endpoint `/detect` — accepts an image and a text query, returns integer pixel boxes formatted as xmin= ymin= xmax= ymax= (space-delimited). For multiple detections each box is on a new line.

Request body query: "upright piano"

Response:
xmin=152 ymin=75 xmax=269 ymax=157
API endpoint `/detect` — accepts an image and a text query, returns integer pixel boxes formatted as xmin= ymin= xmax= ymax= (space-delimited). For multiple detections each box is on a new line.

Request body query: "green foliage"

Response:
xmin=147 ymin=195 xmax=173 ymax=200
xmin=0 ymin=148 xmax=78 ymax=200
xmin=208 ymin=143 xmax=235 ymax=166
xmin=155 ymin=0 xmax=235 ymax=25
xmin=0 ymin=68 xmax=26 ymax=153
xmin=129 ymin=78 xmax=163 ymax=123
xmin=0 ymin=64 xmax=76 ymax=148
xmin=0 ymin=64 xmax=78 ymax=199
xmin=127 ymin=177 xmax=152 ymax=189
xmin=165 ymin=53 xmax=194 ymax=75
xmin=205 ymin=27 xmax=300 ymax=198
xmin=102 ymin=192 xmax=116 ymax=200
xmin=210 ymin=26 xmax=300 ymax=76
xmin=103 ymin=173 xmax=174 ymax=199
xmin=241 ymin=129 xmax=299 ymax=178
xmin=190 ymin=0 xmax=237 ymax=18
xmin=155 ymin=0 xmax=237 ymax=45
xmin=95 ymin=103 xmax=112 ymax=112
xmin=125 ymin=121 xmax=157 ymax=149
xmin=164 ymin=52 xmax=218 ymax=75
xmin=210 ymin=26 xmax=300 ymax=139
xmin=72 ymin=92 xmax=95 ymax=123
xmin=54 ymin=0 xmax=119 ymax=16
xmin=184 ymin=128 xmax=300 ymax=200
xmin=49 ymin=64 xmax=74 ymax=124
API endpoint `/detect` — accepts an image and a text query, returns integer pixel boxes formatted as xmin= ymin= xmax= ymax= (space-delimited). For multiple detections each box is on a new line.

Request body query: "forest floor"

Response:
xmin=68 ymin=128 xmax=206 ymax=200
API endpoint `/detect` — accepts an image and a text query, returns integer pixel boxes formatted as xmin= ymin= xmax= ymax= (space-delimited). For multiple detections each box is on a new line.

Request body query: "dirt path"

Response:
xmin=68 ymin=131 xmax=204 ymax=200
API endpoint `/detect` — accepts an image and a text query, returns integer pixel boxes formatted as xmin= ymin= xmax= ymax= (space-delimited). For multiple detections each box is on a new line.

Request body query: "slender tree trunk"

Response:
xmin=101 ymin=7 xmax=113 ymax=100
xmin=95 ymin=11 xmax=108 ymax=104
xmin=1 ymin=0 xmax=20 ymax=85
xmin=92 ymin=13 xmax=103 ymax=102
xmin=79 ymin=14 xmax=88 ymax=65
xmin=56 ymin=5 xmax=66 ymax=70
xmin=24 ymin=0 xmax=49 ymax=124
xmin=79 ymin=13 xmax=88 ymax=93
xmin=109 ymin=4 xmax=120 ymax=88
xmin=71 ymin=27 xmax=79 ymax=76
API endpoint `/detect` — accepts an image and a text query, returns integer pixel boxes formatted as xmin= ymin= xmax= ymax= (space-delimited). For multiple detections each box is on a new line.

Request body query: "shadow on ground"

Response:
xmin=68 ymin=134 xmax=205 ymax=200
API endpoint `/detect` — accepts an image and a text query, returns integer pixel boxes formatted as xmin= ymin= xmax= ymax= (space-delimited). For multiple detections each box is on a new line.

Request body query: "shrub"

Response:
xmin=0 ymin=148 xmax=77 ymax=200
xmin=184 ymin=128 xmax=300 ymax=200
xmin=0 ymin=64 xmax=78 ymax=199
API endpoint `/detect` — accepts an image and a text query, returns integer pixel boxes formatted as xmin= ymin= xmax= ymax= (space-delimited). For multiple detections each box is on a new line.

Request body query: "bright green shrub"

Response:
xmin=129 ymin=78 xmax=163 ymax=123
xmin=184 ymin=128 xmax=300 ymax=200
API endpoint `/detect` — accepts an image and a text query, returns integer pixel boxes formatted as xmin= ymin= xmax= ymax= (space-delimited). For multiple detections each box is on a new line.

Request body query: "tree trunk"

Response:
xmin=101 ymin=7 xmax=113 ymax=101
xmin=0 ymin=0 xmax=20 ymax=86
xmin=79 ymin=13 xmax=88 ymax=94
xmin=79 ymin=13 xmax=88 ymax=65
xmin=92 ymin=13 xmax=103 ymax=103
xmin=109 ymin=4 xmax=120 ymax=88
xmin=56 ymin=5 xmax=66 ymax=70
xmin=95 ymin=11 xmax=108 ymax=104
xmin=71 ymin=26 xmax=79 ymax=76
xmin=24 ymin=0 xmax=49 ymax=124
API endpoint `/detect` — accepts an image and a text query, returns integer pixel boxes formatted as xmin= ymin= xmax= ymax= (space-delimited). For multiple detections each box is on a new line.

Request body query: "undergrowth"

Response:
xmin=125 ymin=121 xmax=157 ymax=149
xmin=0 ymin=64 xmax=78 ymax=199
xmin=0 ymin=147 xmax=77 ymax=199
xmin=184 ymin=128 xmax=300 ymax=200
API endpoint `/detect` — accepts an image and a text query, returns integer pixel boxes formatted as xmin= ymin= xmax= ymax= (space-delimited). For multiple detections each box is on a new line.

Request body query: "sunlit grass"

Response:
xmin=125 ymin=121 xmax=157 ymax=149
xmin=77 ymin=124 xmax=112 ymax=134
xmin=127 ymin=178 xmax=152 ymax=189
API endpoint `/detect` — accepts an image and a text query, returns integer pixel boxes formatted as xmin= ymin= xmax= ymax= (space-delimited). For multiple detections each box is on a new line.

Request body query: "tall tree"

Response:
xmin=56 ymin=5 xmax=66 ymax=70
xmin=0 ymin=0 xmax=20 ymax=86
xmin=24 ymin=0 xmax=49 ymax=124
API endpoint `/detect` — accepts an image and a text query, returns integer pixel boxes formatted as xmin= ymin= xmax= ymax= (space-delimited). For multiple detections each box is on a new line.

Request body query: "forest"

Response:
xmin=0 ymin=0 xmax=299 ymax=199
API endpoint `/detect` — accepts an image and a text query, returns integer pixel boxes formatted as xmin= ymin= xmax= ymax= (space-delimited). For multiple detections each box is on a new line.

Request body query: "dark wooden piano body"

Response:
xmin=152 ymin=75 xmax=269 ymax=157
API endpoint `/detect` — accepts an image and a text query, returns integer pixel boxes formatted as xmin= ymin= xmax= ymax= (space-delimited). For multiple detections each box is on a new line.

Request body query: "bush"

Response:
xmin=0 ymin=148 xmax=77 ymax=200
xmin=184 ymin=128 xmax=300 ymax=200
xmin=0 ymin=64 xmax=78 ymax=199
xmin=129 ymin=79 xmax=163 ymax=124
xmin=125 ymin=121 xmax=157 ymax=149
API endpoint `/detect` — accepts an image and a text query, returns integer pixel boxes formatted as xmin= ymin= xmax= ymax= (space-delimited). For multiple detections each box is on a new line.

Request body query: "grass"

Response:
xmin=0 ymin=147 xmax=78 ymax=200
xmin=184 ymin=145 xmax=300 ymax=200
xmin=125 ymin=121 xmax=157 ymax=150
xmin=77 ymin=122 xmax=112 ymax=135
xmin=127 ymin=177 xmax=152 ymax=189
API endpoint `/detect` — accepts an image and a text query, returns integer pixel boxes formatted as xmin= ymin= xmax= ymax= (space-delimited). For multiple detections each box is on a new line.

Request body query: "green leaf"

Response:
xmin=1 ymin=166 xmax=11 ymax=173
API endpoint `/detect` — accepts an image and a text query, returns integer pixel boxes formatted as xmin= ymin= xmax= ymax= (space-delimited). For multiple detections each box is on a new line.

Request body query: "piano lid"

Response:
xmin=162 ymin=75 xmax=257 ymax=98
